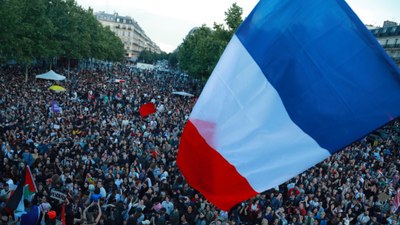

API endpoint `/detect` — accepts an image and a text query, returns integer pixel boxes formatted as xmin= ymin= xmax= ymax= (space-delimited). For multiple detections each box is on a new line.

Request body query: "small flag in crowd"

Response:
xmin=114 ymin=78 xmax=125 ymax=83
xmin=177 ymin=0 xmax=400 ymax=210
xmin=5 ymin=166 xmax=38 ymax=217
xmin=139 ymin=103 xmax=156 ymax=118
xmin=51 ymin=100 xmax=61 ymax=113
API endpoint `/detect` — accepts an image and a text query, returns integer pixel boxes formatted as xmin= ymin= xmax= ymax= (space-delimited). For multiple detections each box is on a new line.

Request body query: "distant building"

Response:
xmin=95 ymin=11 xmax=161 ymax=61
xmin=383 ymin=20 xmax=398 ymax=28
xmin=370 ymin=21 xmax=400 ymax=66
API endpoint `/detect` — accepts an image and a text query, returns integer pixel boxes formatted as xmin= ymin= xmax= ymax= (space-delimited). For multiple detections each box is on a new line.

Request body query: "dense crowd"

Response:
xmin=0 ymin=64 xmax=400 ymax=225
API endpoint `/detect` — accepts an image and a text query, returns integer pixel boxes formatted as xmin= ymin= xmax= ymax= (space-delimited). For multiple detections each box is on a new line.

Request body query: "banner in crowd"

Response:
xmin=50 ymin=190 xmax=67 ymax=202
xmin=51 ymin=100 xmax=61 ymax=113
xmin=177 ymin=0 xmax=400 ymax=210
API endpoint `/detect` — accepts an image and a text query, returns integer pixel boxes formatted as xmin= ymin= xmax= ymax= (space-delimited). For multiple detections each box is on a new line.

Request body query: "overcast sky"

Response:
xmin=75 ymin=0 xmax=400 ymax=53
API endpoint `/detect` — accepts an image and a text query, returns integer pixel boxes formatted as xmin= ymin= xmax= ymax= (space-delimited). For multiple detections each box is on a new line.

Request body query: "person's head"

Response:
xmin=180 ymin=214 xmax=187 ymax=222
xmin=199 ymin=211 xmax=205 ymax=218
xmin=0 ymin=211 xmax=9 ymax=225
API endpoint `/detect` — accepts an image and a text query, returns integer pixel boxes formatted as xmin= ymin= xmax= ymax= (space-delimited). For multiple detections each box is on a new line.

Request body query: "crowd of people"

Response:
xmin=0 ymin=63 xmax=400 ymax=225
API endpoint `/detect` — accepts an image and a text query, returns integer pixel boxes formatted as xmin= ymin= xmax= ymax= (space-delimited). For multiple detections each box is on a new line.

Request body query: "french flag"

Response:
xmin=177 ymin=0 xmax=400 ymax=211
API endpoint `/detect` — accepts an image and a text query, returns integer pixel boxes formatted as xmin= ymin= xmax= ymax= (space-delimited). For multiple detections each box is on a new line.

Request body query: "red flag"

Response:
xmin=62 ymin=204 xmax=66 ymax=225
xmin=139 ymin=103 xmax=156 ymax=118
xmin=25 ymin=166 xmax=37 ymax=193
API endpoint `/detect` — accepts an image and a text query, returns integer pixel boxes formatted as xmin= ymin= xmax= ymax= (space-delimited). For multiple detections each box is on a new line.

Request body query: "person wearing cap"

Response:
xmin=46 ymin=210 xmax=57 ymax=225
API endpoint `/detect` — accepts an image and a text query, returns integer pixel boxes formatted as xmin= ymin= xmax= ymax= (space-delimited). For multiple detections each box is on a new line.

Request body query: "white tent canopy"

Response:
xmin=172 ymin=91 xmax=194 ymax=97
xmin=36 ymin=70 xmax=66 ymax=81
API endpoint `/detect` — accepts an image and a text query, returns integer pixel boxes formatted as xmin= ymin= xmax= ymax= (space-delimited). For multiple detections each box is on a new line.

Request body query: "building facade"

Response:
xmin=370 ymin=21 xmax=400 ymax=66
xmin=95 ymin=11 xmax=161 ymax=61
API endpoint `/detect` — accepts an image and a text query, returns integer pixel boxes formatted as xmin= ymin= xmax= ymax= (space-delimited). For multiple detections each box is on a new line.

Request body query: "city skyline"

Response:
xmin=76 ymin=0 xmax=400 ymax=53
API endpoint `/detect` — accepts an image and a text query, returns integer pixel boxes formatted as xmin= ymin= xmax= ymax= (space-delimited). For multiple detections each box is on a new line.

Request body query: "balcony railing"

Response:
xmin=382 ymin=43 xmax=400 ymax=48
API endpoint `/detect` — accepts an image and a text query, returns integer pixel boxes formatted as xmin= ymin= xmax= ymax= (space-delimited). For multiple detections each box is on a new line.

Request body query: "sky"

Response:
xmin=75 ymin=0 xmax=400 ymax=53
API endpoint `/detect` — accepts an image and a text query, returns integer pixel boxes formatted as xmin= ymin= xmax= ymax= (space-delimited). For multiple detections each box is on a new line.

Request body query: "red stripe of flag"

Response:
xmin=25 ymin=166 xmax=37 ymax=193
xmin=5 ymin=166 xmax=37 ymax=211
xmin=62 ymin=203 xmax=66 ymax=225
xmin=177 ymin=120 xmax=257 ymax=210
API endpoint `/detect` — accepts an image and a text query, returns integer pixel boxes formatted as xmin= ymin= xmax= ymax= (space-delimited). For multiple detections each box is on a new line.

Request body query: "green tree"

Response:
xmin=224 ymin=3 xmax=243 ymax=36
xmin=46 ymin=0 xmax=69 ymax=69
xmin=102 ymin=26 xmax=125 ymax=62
xmin=178 ymin=25 xmax=220 ymax=80
xmin=60 ymin=0 xmax=88 ymax=77
xmin=0 ymin=0 xmax=21 ymax=63
xmin=138 ymin=50 xmax=169 ymax=64
xmin=168 ymin=51 xmax=178 ymax=69
xmin=0 ymin=0 xmax=142 ymax=78
xmin=10 ymin=0 xmax=55 ymax=81
xmin=176 ymin=3 xmax=243 ymax=80
xmin=138 ymin=49 xmax=155 ymax=64
xmin=58 ymin=2 xmax=124 ymax=76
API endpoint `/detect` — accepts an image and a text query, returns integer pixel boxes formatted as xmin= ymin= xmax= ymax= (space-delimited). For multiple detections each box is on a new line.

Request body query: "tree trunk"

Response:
xmin=25 ymin=65 xmax=28 ymax=82
xmin=67 ymin=58 xmax=71 ymax=80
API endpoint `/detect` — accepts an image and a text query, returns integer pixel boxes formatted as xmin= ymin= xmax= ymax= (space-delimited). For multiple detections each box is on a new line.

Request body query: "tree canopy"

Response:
xmin=138 ymin=49 xmax=169 ymax=64
xmin=176 ymin=3 xmax=244 ymax=81
xmin=0 ymin=0 xmax=125 ymax=65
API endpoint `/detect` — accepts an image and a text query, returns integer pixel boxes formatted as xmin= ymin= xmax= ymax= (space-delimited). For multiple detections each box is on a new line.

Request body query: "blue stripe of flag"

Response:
xmin=236 ymin=0 xmax=400 ymax=153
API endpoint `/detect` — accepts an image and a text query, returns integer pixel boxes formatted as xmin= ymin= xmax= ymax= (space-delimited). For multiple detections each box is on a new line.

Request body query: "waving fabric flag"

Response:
xmin=177 ymin=0 xmax=400 ymax=211
xmin=139 ymin=103 xmax=157 ymax=118
xmin=5 ymin=166 xmax=38 ymax=216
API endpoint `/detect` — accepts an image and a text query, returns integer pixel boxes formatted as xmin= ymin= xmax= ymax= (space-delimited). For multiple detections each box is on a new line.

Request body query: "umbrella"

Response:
xmin=49 ymin=85 xmax=66 ymax=92
xmin=172 ymin=91 xmax=194 ymax=97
